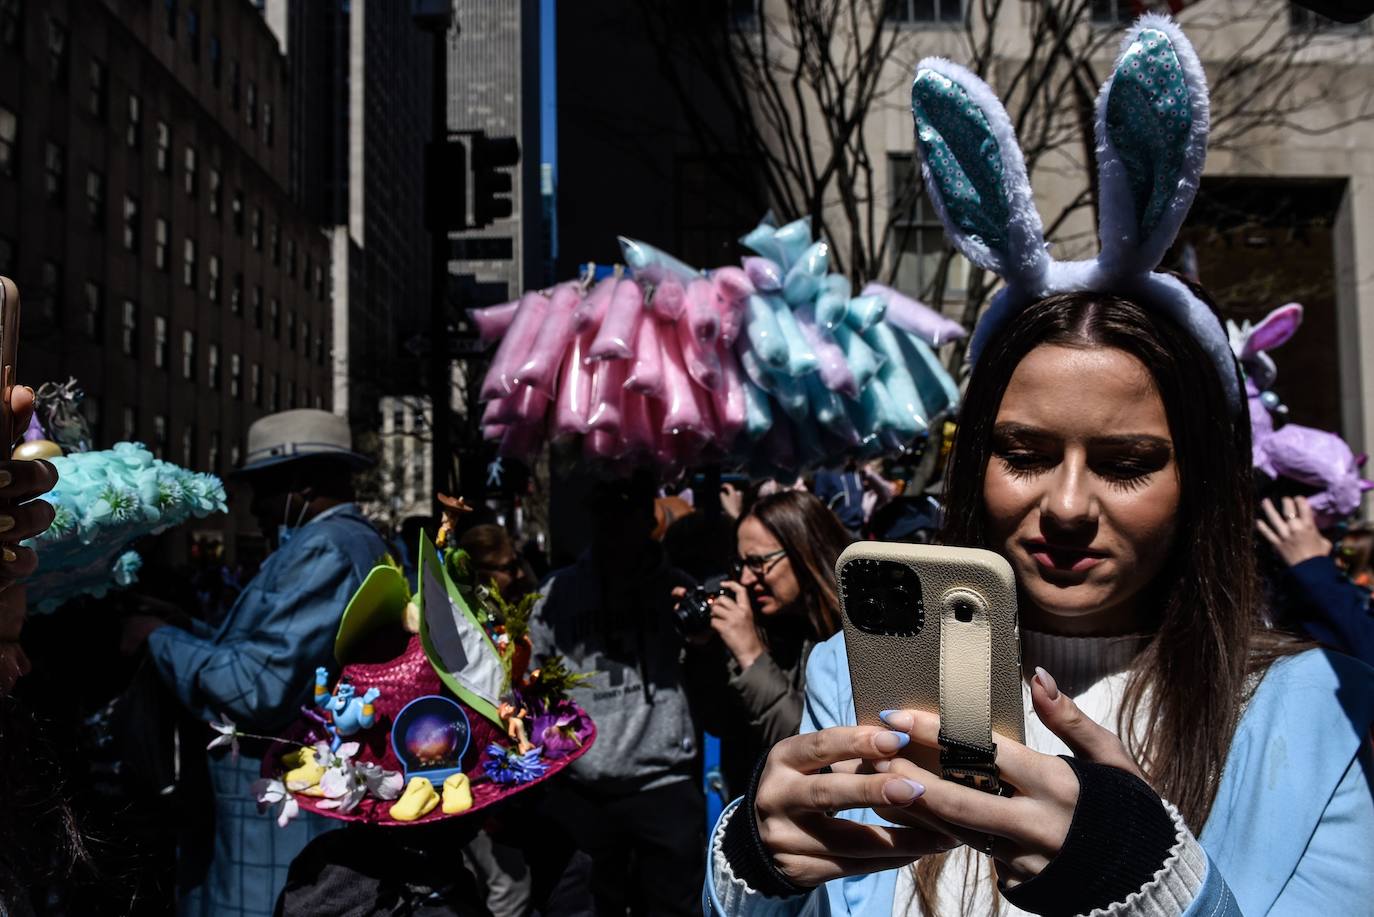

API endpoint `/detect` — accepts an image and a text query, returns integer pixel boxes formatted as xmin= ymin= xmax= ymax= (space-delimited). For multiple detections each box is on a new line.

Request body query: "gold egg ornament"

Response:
xmin=13 ymin=439 xmax=62 ymax=461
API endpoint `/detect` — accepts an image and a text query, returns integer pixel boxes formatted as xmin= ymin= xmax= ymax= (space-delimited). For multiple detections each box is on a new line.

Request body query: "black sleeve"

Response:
xmin=1286 ymin=556 xmax=1374 ymax=668
xmin=718 ymin=753 xmax=811 ymax=899
xmin=1002 ymin=757 xmax=1178 ymax=917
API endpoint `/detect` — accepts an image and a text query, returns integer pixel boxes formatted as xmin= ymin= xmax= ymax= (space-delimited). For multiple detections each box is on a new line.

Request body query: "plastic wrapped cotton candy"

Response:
xmin=677 ymin=317 xmax=722 ymax=391
xmin=650 ymin=276 xmax=686 ymax=322
xmin=572 ymin=276 xmax=618 ymax=333
xmin=782 ymin=241 xmax=829 ymax=306
xmin=831 ymin=322 xmax=882 ymax=389
xmin=513 ymin=282 xmax=580 ymax=395
xmin=900 ymin=331 xmax=960 ymax=418
xmin=588 ymin=280 xmax=643 ymax=362
xmin=711 ymin=265 xmax=753 ymax=303
xmin=742 ymin=257 xmax=784 ymax=293
xmin=768 ymin=366 xmax=809 ymax=422
xmin=620 ymin=391 xmax=657 ymax=457
xmin=773 ymin=217 xmax=813 ymax=269
xmin=684 ymin=278 xmax=721 ymax=346
xmin=711 ymin=268 xmax=751 ymax=347
xmin=480 ymin=290 xmax=551 ymax=400
xmin=586 ymin=358 xmax=627 ymax=435
xmin=740 ymin=222 xmax=786 ymax=265
xmin=744 ymin=294 xmax=789 ymax=370
xmin=868 ymin=343 xmax=927 ymax=437
xmin=844 ymin=294 xmax=887 ymax=332
xmin=500 ymin=421 xmax=545 ymax=460
xmin=771 ymin=300 xmax=818 ymax=377
xmin=713 ymin=347 xmax=748 ymax=442
xmin=803 ymin=375 xmax=857 ymax=444
xmin=795 ymin=305 xmax=858 ymax=398
xmin=624 ymin=314 xmax=665 ymax=398
xmin=553 ymin=330 xmax=595 ymax=440
xmin=742 ymin=372 xmax=774 ymax=440
xmin=618 ymin=236 xmax=699 ymax=285
xmin=468 ymin=300 xmax=519 ymax=343
xmin=863 ymin=283 xmax=966 ymax=346
xmin=660 ymin=334 xmax=709 ymax=437
xmin=583 ymin=428 xmax=619 ymax=461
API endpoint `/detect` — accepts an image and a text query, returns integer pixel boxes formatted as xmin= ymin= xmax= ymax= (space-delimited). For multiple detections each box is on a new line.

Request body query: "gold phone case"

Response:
xmin=837 ymin=542 xmax=1024 ymax=746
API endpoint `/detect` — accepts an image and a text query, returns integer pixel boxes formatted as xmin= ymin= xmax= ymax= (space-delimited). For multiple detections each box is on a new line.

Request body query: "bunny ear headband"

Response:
xmin=911 ymin=14 xmax=1240 ymax=411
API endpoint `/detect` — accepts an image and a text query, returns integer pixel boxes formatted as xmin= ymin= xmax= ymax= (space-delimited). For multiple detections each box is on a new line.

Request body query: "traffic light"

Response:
xmin=471 ymin=133 xmax=520 ymax=228
xmin=425 ymin=139 xmax=468 ymax=232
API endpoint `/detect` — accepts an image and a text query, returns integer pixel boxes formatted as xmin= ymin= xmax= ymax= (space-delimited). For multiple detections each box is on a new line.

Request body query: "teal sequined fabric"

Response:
xmin=911 ymin=70 xmax=1008 ymax=253
xmin=1105 ymin=28 xmax=1191 ymax=240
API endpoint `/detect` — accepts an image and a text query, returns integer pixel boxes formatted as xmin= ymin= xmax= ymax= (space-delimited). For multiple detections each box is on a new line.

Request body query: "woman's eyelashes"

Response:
xmin=992 ymin=447 xmax=1170 ymax=491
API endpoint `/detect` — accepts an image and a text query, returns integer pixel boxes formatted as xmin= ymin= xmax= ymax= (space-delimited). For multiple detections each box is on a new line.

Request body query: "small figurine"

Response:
xmin=434 ymin=493 xmax=475 ymax=549
xmin=314 ymin=667 xmax=381 ymax=750
xmin=390 ymin=775 xmax=441 ymax=822
xmin=498 ymin=699 xmax=535 ymax=755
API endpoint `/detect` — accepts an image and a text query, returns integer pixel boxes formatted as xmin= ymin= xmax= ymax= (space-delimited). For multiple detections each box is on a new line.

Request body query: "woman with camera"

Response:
xmin=705 ymin=19 xmax=1374 ymax=917
xmin=682 ymin=490 xmax=851 ymax=796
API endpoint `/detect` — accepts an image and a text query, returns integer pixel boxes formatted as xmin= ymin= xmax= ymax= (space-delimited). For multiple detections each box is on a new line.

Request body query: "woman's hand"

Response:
xmin=720 ymin=482 xmax=745 ymax=520
xmin=875 ymin=668 xmax=1146 ymax=889
xmin=753 ymin=725 xmax=960 ymax=887
xmin=1257 ymin=496 xmax=1331 ymax=567
xmin=712 ymin=581 xmax=766 ymax=670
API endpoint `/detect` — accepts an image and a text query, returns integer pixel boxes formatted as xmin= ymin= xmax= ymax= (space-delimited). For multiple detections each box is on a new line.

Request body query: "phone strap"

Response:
xmin=937 ymin=589 xmax=1002 ymax=793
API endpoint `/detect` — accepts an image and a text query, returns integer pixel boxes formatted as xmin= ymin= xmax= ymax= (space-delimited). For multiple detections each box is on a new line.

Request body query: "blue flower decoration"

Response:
xmin=481 ymin=742 xmax=547 ymax=786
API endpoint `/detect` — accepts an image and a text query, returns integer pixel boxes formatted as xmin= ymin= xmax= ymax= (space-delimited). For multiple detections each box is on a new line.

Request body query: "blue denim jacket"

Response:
xmin=705 ymin=635 xmax=1374 ymax=916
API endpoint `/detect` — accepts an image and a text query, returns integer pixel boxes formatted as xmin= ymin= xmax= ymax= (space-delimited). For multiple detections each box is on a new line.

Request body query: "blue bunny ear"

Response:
xmin=1095 ymin=15 xmax=1209 ymax=276
xmin=911 ymin=59 xmax=1048 ymax=290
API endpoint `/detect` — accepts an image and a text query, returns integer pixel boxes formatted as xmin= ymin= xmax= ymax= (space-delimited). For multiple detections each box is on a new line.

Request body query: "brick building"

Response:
xmin=0 ymin=0 xmax=333 ymax=560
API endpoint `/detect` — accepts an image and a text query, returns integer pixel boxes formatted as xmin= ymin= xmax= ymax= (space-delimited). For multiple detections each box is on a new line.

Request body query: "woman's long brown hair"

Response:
xmin=914 ymin=290 xmax=1300 ymax=915
xmin=746 ymin=490 xmax=851 ymax=640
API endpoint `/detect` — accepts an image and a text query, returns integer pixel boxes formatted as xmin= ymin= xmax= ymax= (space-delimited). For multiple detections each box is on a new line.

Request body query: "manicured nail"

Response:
xmin=873 ymin=730 xmax=910 ymax=754
xmin=882 ymin=778 xmax=924 ymax=805
xmin=0 ymin=516 xmax=13 ymax=534
xmin=2 ymin=548 xmax=16 ymax=563
xmin=0 ymin=470 xmax=11 ymax=489
xmin=879 ymin=709 xmax=913 ymax=730
xmin=1034 ymin=666 xmax=1060 ymax=701
xmin=873 ymin=759 xmax=892 ymax=773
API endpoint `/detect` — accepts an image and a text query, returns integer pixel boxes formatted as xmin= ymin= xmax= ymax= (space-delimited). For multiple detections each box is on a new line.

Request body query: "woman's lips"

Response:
xmin=1025 ymin=542 xmax=1107 ymax=573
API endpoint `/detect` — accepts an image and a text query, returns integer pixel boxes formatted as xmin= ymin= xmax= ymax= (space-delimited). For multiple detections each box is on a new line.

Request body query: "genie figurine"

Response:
xmin=314 ymin=666 xmax=381 ymax=750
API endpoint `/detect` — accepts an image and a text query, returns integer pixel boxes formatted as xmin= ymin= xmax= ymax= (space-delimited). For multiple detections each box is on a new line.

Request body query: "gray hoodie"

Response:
xmin=529 ymin=547 xmax=698 ymax=794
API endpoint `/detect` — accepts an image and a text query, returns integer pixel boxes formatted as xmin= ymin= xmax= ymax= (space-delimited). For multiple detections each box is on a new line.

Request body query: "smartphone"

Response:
xmin=0 ymin=277 xmax=18 ymax=460
xmin=837 ymin=542 xmax=1023 ymax=793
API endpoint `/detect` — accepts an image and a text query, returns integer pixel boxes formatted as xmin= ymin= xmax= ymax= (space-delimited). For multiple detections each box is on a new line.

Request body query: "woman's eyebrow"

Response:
xmin=993 ymin=423 xmax=1171 ymax=450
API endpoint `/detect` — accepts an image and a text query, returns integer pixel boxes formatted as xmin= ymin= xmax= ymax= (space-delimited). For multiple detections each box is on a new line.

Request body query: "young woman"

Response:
xmin=684 ymin=490 xmax=852 ymax=796
xmin=705 ymin=16 xmax=1374 ymax=917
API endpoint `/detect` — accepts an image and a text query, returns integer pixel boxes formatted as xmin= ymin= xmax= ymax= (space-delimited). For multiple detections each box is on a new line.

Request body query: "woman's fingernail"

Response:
xmin=873 ymin=759 xmax=892 ymax=773
xmin=879 ymin=709 xmax=913 ymax=730
xmin=873 ymin=730 xmax=910 ymax=754
xmin=1034 ymin=666 xmax=1060 ymax=701
xmin=2 ymin=548 xmax=16 ymax=563
xmin=882 ymin=778 xmax=924 ymax=805
xmin=0 ymin=470 xmax=11 ymax=489
xmin=0 ymin=517 xmax=13 ymax=534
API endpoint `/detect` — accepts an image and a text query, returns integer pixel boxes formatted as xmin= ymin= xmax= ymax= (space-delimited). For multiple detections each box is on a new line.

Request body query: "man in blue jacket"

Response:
xmin=121 ymin=409 xmax=386 ymax=917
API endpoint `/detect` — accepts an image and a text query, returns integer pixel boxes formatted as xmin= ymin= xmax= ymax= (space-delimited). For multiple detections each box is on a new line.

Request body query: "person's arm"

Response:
xmin=1285 ymin=556 xmax=1374 ymax=664
xmin=145 ymin=536 xmax=361 ymax=728
xmin=728 ymin=650 xmax=803 ymax=749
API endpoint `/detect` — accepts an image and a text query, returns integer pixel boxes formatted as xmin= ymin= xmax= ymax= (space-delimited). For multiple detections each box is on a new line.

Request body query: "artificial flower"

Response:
xmin=207 ymin=715 xmax=240 ymax=759
xmin=483 ymin=742 xmax=547 ymax=785
xmin=530 ymin=707 xmax=586 ymax=759
xmin=252 ymin=777 xmax=301 ymax=827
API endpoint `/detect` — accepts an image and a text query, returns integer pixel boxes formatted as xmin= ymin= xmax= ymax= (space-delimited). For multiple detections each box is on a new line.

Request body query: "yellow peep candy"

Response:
xmin=390 ymin=776 xmax=440 ymax=822
xmin=283 ymin=748 xmax=326 ymax=791
xmin=442 ymin=773 xmax=473 ymax=814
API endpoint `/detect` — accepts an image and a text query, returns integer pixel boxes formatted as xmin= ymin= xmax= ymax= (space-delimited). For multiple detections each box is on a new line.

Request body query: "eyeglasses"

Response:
xmin=733 ymin=549 xmax=788 ymax=579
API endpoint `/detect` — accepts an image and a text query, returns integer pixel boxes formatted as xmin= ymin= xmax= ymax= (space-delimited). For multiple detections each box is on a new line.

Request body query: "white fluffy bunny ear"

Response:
xmin=1095 ymin=15 xmax=1209 ymax=277
xmin=911 ymin=59 xmax=1049 ymax=291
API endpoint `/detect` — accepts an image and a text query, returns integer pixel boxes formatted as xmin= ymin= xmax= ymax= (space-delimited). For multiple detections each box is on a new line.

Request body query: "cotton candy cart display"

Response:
xmin=472 ymin=216 xmax=966 ymax=475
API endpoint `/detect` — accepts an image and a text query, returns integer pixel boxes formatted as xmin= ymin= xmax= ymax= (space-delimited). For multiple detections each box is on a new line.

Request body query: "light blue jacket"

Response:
xmin=706 ymin=635 xmax=1374 ymax=916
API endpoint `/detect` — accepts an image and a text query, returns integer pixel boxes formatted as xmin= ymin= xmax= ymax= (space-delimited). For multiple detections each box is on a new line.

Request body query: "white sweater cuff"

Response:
xmin=708 ymin=800 xmax=816 ymax=917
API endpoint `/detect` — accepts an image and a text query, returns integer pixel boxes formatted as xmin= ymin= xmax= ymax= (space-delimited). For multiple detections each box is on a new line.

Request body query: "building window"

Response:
xmin=153 ymin=316 xmax=169 ymax=368
xmin=230 ymin=353 xmax=242 ymax=399
xmin=287 ymin=379 xmax=296 ymax=409
xmin=88 ymin=58 xmax=107 ymax=119
xmin=315 ymin=332 xmax=325 ymax=366
xmin=269 ymin=372 xmax=279 ymax=411
xmin=246 ymin=82 xmax=257 ymax=128
xmin=269 ymin=298 xmax=279 ymax=338
xmin=303 ymin=319 xmax=311 ymax=356
xmin=180 ymin=424 xmax=196 ymax=467
xmin=230 ymin=59 xmax=240 ymax=109
xmin=122 ymin=195 xmax=139 ymax=251
xmin=208 ymin=167 xmax=221 ymax=217
xmin=0 ymin=107 xmax=16 ymax=178
xmin=156 ymin=121 xmax=170 ymax=173
xmin=208 ymin=254 xmax=220 ymax=303
xmin=230 ymin=273 xmax=242 ymax=315
xmin=1089 ymin=0 xmax=1133 ymax=23
xmin=270 ymin=220 xmax=280 ymax=264
xmin=207 ymin=342 xmax=220 ymax=389
xmin=886 ymin=0 xmax=962 ymax=22
xmin=186 ymin=8 xmax=199 ymax=62
xmin=313 ymin=392 xmax=322 ymax=410
xmin=164 ymin=0 xmax=176 ymax=37
xmin=122 ymin=405 xmax=138 ymax=441
xmin=208 ymin=430 xmax=220 ymax=472
xmin=39 ymin=261 xmax=61 ymax=326
xmin=727 ymin=0 xmax=760 ymax=31
xmin=250 ymin=206 xmax=261 ymax=250
xmin=153 ymin=414 xmax=166 ymax=459
xmin=184 ymin=145 xmax=197 ymax=196
xmin=232 ymin=190 xmax=243 ymax=234
xmin=84 ymin=281 xmax=104 ymax=341
xmin=154 ymin=217 xmax=169 ymax=270
xmin=263 ymin=102 xmax=273 ymax=146
xmin=286 ymin=238 xmax=297 ymax=277
xmin=47 ymin=17 xmax=67 ymax=87
xmin=121 ymin=300 xmax=138 ymax=356
xmin=86 ymin=170 xmax=105 ymax=230
xmin=181 ymin=329 xmax=196 ymax=380
xmin=0 ymin=0 xmax=21 ymax=49
xmin=252 ymin=285 xmax=262 ymax=329
xmin=890 ymin=154 xmax=967 ymax=298
xmin=210 ymin=35 xmax=221 ymax=87
xmin=44 ymin=141 xmax=64 ymax=204
xmin=182 ymin=237 xmax=196 ymax=288
xmin=287 ymin=311 xmax=296 ymax=350
xmin=250 ymin=362 xmax=261 ymax=406
xmin=314 ymin=264 xmax=324 ymax=301
xmin=1290 ymin=3 xmax=1371 ymax=31
xmin=304 ymin=254 xmax=312 ymax=290
xmin=126 ymin=93 xmax=141 ymax=148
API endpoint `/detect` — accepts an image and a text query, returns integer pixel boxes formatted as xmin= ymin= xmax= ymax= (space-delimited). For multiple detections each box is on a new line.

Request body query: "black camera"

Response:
xmin=674 ymin=574 xmax=729 ymax=638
